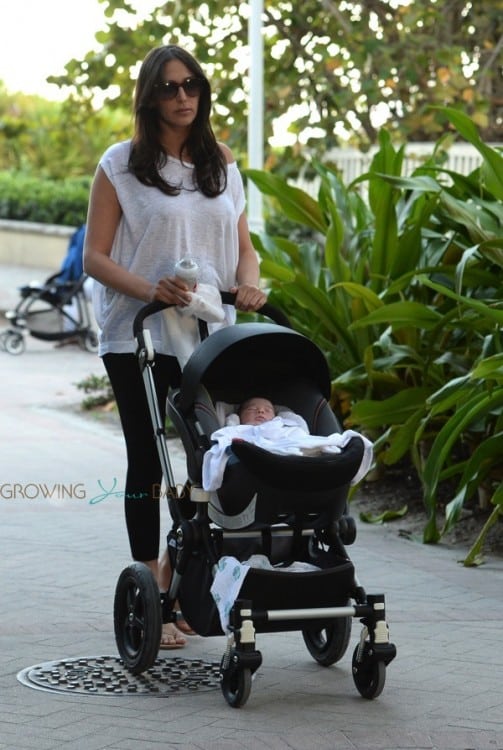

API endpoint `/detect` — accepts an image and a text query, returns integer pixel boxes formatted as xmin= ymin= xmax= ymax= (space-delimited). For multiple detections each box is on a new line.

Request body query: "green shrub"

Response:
xmin=75 ymin=374 xmax=115 ymax=411
xmin=0 ymin=171 xmax=90 ymax=225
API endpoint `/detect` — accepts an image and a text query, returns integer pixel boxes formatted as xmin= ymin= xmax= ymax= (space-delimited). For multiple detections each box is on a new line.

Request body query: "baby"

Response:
xmin=202 ymin=396 xmax=374 ymax=491
xmin=238 ymin=397 xmax=276 ymax=425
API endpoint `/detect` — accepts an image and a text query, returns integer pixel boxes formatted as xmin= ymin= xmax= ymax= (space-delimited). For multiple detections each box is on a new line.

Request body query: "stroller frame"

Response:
xmin=1 ymin=272 xmax=98 ymax=355
xmin=113 ymin=296 xmax=396 ymax=708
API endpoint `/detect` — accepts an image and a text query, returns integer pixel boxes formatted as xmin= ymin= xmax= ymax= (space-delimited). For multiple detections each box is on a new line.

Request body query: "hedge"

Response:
xmin=0 ymin=171 xmax=91 ymax=226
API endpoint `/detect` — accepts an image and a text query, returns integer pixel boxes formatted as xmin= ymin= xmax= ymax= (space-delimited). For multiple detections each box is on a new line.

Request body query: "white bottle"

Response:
xmin=174 ymin=256 xmax=198 ymax=290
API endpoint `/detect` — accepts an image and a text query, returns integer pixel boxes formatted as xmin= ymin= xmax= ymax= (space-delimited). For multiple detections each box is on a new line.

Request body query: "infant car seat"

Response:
xmin=167 ymin=322 xmax=365 ymax=530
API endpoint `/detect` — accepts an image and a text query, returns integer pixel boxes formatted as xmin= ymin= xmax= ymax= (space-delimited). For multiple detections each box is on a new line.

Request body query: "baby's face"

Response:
xmin=240 ymin=398 xmax=275 ymax=425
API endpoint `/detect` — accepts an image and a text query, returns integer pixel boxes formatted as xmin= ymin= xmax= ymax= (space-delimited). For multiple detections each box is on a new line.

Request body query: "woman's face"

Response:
xmin=155 ymin=59 xmax=203 ymax=130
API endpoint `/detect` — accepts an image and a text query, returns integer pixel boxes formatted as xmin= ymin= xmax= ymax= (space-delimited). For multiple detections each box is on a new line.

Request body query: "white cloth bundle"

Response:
xmin=161 ymin=283 xmax=225 ymax=367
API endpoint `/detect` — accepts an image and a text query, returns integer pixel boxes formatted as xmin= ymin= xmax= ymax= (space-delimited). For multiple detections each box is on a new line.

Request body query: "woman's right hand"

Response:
xmin=149 ymin=275 xmax=193 ymax=306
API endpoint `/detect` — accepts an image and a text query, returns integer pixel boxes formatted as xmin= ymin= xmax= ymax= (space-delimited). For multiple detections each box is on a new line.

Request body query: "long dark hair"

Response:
xmin=129 ymin=45 xmax=227 ymax=197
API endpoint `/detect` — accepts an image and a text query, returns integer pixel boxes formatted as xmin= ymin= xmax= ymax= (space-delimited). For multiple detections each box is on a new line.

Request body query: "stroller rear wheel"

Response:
xmin=302 ymin=614 xmax=352 ymax=666
xmin=114 ymin=562 xmax=161 ymax=675
xmin=83 ymin=330 xmax=99 ymax=354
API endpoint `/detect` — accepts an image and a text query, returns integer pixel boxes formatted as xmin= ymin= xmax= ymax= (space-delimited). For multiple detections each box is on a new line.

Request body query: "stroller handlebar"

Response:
xmin=132 ymin=292 xmax=291 ymax=338
xmin=133 ymin=300 xmax=170 ymax=337
xmin=220 ymin=291 xmax=291 ymax=328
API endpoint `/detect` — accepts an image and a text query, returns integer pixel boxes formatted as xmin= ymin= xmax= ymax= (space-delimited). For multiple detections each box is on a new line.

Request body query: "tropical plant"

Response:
xmin=247 ymin=107 xmax=503 ymax=560
xmin=420 ymin=343 xmax=503 ymax=563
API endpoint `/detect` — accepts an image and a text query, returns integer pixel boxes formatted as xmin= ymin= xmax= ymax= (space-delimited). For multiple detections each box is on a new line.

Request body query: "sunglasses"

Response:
xmin=155 ymin=77 xmax=204 ymax=101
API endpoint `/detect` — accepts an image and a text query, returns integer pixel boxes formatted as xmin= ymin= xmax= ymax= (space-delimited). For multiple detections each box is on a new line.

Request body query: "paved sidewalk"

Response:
xmin=1 ymin=264 xmax=503 ymax=749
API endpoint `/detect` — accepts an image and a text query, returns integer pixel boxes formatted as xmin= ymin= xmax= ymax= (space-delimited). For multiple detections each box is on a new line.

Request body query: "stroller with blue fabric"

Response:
xmin=113 ymin=295 xmax=396 ymax=708
xmin=1 ymin=225 xmax=98 ymax=355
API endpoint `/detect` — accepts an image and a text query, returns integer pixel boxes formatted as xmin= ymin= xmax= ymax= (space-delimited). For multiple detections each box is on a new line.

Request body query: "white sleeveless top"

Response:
xmin=92 ymin=139 xmax=246 ymax=356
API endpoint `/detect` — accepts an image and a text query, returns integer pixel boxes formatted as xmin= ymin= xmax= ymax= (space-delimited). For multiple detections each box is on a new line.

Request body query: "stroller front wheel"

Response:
xmin=352 ymin=643 xmax=386 ymax=699
xmin=114 ymin=562 xmax=161 ymax=675
xmin=220 ymin=664 xmax=252 ymax=708
xmin=2 ymin=331 xmax=25 ymax=355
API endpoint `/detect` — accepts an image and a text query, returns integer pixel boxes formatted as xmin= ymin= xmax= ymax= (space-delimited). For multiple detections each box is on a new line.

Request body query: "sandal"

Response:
xmin=176 ymin=617 xmax=197 ymax=636
xmin=173 ymin=605 xmax=197 ymax=635
xmin=159 ymin=623 xmax=186 ymax=649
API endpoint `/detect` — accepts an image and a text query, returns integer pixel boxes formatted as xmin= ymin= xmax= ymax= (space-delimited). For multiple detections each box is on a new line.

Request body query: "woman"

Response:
xmin=84 ymin=45 xmax=267 ymax=647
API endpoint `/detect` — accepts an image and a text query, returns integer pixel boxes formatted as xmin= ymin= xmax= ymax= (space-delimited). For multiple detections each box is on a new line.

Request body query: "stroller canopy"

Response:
xmin=178 ymin=322 xmax=331 ymax=413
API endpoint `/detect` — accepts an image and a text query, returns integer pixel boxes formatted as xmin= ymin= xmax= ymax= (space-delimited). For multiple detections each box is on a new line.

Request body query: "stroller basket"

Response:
xmin=23 ymin=308 xmax=65 ymax=336
xmin=176 ymin=533 xmax=357 ymax=638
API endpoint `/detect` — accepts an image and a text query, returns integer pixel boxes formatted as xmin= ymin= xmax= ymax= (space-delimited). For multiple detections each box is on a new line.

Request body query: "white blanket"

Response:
xmin=202 ymin=414 xmax=374 ymax=491
xmin=161 ymin=283 xmax=225 ymax=367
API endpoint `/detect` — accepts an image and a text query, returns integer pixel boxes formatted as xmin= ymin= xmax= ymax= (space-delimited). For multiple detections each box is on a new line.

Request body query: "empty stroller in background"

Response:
xmin=113 ymin=295 xmax=396 ymax=708
xmin=1 ymin=224 xmax=98 ymax=355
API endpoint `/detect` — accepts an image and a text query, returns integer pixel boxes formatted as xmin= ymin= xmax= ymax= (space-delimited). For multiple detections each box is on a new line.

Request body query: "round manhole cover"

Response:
xmin=18 ymin=655 xmax=221 ymax=696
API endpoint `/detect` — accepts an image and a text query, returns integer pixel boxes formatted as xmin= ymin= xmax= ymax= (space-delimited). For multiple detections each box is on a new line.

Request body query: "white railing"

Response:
xmin=294 ymin=142 xmax=502 ymax=196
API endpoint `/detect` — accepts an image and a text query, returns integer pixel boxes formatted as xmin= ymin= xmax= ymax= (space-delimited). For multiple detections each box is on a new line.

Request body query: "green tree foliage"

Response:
xmin=48 ymin=0 xmax=502 ymax=166
xmin=2 ymin=1 xmax=500 ymax=178
xmin=0 ymin=84 xmax=129 ymax=179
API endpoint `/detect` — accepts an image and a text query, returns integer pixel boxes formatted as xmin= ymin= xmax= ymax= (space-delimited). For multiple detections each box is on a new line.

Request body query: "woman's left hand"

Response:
xmin=231 ymin=284 xmax=267 ymax=312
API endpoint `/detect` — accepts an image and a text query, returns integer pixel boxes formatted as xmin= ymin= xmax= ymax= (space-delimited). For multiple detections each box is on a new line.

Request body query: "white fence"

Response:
xmin=294 ymin=142 xmax=501 ymax=195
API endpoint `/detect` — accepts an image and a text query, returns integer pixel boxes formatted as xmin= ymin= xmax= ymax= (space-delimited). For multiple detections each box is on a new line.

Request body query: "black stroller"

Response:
xmin=1 ymin=224 xmax=97 ymax=355
xmin=1 ymin=272 xmax=98 ymax=355
xmin=113 ymin=295 xmax=396 ymax=708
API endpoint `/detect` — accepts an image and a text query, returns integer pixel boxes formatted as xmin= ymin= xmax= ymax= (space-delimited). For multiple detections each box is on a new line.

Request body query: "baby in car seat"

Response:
xmin=202 ymin=396 xmax=374 ymax=492
xmin=238 ymin=397 xmax=276 ymax=425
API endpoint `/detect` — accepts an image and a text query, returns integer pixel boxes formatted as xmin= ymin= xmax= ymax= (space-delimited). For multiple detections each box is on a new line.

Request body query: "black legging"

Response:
xmin=103 ymin=352 xmax=180 ymax=561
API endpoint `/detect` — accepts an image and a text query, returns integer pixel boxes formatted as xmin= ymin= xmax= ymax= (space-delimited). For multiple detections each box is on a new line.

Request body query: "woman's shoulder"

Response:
xmin=218 ymin=143 xmax=242 ymax=182
xmin=99 ymin=140 xmax=132 ymax=180
xmin=218 ymin=142 xmax=235 ymax=164
xmin=100 ymin=139 xmax=132 ymax=164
